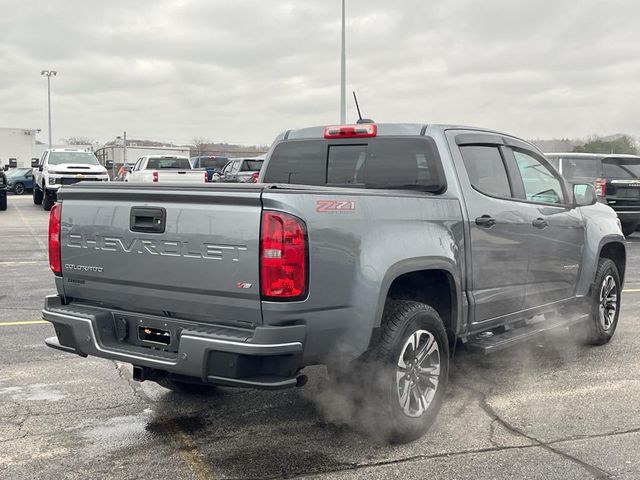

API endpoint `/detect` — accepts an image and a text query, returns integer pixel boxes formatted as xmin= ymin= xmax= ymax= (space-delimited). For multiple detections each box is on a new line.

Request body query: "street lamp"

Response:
xmin=340 ymin=0 xmax=346 ymax=124
xmin=41 ymin=70 xmax=57 ymax=149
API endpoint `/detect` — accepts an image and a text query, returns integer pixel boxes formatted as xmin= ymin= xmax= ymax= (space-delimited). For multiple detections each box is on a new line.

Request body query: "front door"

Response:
xmin=507 ymin=148 xmax=585 ymax=307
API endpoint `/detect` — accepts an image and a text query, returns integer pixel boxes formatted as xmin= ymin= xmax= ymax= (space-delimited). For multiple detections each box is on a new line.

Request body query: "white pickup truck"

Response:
xmin=32 ymin=148 xmax=110 ymax=210
xmin=125 ymin=155 xmax=206 ymax=184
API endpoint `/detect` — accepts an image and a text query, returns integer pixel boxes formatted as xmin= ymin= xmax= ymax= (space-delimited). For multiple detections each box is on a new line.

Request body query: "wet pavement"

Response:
xmin=1 ymin=194 xmax=639 ymax=479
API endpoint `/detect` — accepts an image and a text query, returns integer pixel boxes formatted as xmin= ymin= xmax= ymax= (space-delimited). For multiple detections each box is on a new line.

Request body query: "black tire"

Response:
xmin=156 ymin=376 xmax=217 ymax=395
xmin=621 ymin=222 xmax=637 ymax=237
xmin=363 ymin=300 xmax=449 ymax=444
xmin=573 ymin=258 xmax=621 ymax=345
xmin=43 ymin=190 xmax=55 ymax=211
xmin=33 ymin=185 xmax=43 ymax=205
xmin=13 ymin=183 xmax=25 ymax=195
xmin=0 ymin=193 xmax=6 ymax=211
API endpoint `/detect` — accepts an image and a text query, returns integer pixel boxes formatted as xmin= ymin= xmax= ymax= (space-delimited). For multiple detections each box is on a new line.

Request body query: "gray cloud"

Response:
xmin=0 ymin=0 xmax=639 ymax=145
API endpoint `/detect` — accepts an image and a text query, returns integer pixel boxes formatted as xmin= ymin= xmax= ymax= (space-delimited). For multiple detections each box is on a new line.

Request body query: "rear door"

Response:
xmin=447 ymin=132 xmax=531 ymax=326
xmin=59 ymin=185 xmax=264 ymax=327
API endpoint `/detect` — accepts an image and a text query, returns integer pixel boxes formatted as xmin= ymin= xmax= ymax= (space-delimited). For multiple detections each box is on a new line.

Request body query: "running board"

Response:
xmin=464 ymin=314 xmax=589 ymax=354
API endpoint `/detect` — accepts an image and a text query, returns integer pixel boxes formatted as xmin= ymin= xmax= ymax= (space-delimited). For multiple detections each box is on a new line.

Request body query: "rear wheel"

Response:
xmin=0 ymin=193 xmax=6 ymax=211
xmin=156 ymin=376 xmax=217 ymax=395
xmin=621 ymin=222 xmax=637 ymax=237
xmin=573 ymin=258 xmax=621 ymax=345
xmin=362 ymin=300 xmax=449 ymax=443
xmin=13 ymin=183 xmax=25 ymax=195
xmin=33 ymin=185 xmax=43 ymax=205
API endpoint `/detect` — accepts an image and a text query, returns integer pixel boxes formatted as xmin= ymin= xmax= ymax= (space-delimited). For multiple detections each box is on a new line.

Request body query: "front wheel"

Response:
xmin=13 ymin=183 xmax=25 ymax=195
xmin=33 ymin=185 xmax=43 ymax=205
xmin=574 ymin=258 xmax=621 ymax=345
xmin=0 ymin=193 xmax=6 ymax=211
xmin=43 ymin=190 xmax=55 ymax=211
xmin=364 ymin=300 xmax=449 ymax=443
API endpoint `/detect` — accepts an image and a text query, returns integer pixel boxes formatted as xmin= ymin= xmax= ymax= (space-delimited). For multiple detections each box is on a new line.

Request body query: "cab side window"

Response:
xmin=460 ymin=146 xmax=512 ymax=198
xmin=513 ymin=150 xmax=565 ymax=204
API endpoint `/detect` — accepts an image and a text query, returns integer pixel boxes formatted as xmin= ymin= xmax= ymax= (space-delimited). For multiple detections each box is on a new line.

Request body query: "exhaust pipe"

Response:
xmin=296 ymin=374 xmax=308 ymax=388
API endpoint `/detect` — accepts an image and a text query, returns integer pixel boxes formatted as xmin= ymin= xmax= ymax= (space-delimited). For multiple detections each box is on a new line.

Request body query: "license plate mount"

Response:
xmin=138 ymin=326 xmax=172 ymax=346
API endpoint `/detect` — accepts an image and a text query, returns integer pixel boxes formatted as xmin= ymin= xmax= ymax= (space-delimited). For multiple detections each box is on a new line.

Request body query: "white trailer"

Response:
xmin=95 ymin=145 xmax=191 ymax=179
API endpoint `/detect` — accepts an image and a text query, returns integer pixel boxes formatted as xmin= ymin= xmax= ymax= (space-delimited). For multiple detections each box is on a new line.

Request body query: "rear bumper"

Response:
xmin=612 ymin=210 xmax=640 ymax=224
xmin=42 ymin=295 xmax=306 ymax=389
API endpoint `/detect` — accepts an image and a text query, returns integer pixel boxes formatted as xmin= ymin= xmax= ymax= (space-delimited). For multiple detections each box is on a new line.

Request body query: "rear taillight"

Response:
xmin=595 ymin=178 xmax=606 ymax=197
xmin=152 ymin=170 xmax=159 ymax=182
xmin=324 ymin=123 xmax=377 ymax=139
xmin=48 ymin=203 xmax=62 ymax=276
xmin=251 ymin=172 xmax=259 ymax=183
xmin=260 ymin=211 xmax=307 ymax=300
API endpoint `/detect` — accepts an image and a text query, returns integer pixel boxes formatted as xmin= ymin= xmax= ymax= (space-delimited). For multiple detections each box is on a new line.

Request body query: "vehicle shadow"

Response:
xmin=142 ymin=329 xmax=598 ymax=479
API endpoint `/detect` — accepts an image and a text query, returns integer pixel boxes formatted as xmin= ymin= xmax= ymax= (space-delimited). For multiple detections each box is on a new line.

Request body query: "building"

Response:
xmin=0 ymin=128 xmax=43 ymax=168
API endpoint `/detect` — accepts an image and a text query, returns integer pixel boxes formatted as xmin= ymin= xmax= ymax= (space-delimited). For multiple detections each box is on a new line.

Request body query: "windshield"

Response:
xmin=602 ymin=158 xmax=640 ymax=179
xmin=243 ymin=160 xmax=264 ymax=171
xmin=147 ymin=157 xmax=191 ymax=169
xmin=49 ymin=152 xmax=99 ymax=166
xmin=562 ymin=157 xmax=600 ymax=178
xmin=199 ymin=158 xmax=228 ymax=169
xmin=6 ymin=168 xmax=31 ymax=178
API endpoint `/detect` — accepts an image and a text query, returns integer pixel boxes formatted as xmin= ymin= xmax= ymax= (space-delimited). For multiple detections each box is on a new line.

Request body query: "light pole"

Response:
xmin=340 ymin=0 xmax=346 ymax=124
xmin=41 ymin=70 xmax=57 ymax=148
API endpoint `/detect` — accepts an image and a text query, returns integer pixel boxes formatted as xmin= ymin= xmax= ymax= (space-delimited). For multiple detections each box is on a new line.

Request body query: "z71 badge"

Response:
xmin=316 ymin=200 xmax=356 ymax=213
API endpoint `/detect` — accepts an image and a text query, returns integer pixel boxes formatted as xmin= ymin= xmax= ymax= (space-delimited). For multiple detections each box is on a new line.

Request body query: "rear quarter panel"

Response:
xmin=261 ymin=189 xmax=465 ymax=364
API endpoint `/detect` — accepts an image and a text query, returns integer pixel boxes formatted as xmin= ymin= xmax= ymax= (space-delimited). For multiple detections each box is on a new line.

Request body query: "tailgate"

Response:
xmin=159 ymin=171 xmax=205 ymax=183
xmin=57 ymin=184 xmax=263 ymax=327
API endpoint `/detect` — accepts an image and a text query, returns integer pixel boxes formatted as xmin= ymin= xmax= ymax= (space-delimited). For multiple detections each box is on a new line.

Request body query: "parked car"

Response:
xmin=125 ymin=155 xmax=206 ymax=183
xmin=190 ymin=155 xmax=229 ymax=182
xmin=0 ymin=170 xmax=6 ymax=211
xmin=5 ymin=168 xmax=34 ymax=195
xmin=214 ymin=156 xmax=264 ymax=183
xmin=546 ymin=153 xmax=640 ymax=236
xmin=33 ymin=148 xmax=110 ymax=211
xmin=43 ymin=122 xmax=624 ymax=443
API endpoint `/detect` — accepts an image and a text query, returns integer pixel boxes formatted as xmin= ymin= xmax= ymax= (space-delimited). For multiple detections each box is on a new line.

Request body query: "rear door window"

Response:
xmin=460 ymin=146 xmax=512 ymax=198
xmin=603 ymin=158 xmax=640 ymax=179
xmin=264 ymin=137 xmax=445 ymax=192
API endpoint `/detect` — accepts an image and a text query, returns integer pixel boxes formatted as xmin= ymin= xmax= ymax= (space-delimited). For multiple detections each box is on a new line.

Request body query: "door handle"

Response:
xmin=532 ymin=218 xmax=548 ymax=229
xmin=475 ymin=215 xmax=496 ymax=228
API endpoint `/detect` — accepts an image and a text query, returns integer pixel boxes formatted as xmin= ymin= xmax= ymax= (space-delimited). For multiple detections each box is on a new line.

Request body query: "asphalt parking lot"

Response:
xmin=1 ymin=194 xmax=640 ymax=480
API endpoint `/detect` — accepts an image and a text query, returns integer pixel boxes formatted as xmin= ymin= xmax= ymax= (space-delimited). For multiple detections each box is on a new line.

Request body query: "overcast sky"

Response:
xmin=0 ymin=0 xmax=639 ymax=146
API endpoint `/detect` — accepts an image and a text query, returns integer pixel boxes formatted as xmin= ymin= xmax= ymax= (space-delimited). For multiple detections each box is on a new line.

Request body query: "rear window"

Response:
xmin=242 ymin=160 xmax=264 ymax=171
xmin=263 ymin=137 xmax=445 ymax=192
xmin=146 ymin=157 xmax=191 ymax=169
xmin=48 ymin=152 xmax=98 ymax=166
xmin=562 ymin=158 xmax=600 ymax=178
xmin=603 ymin=158 xmax=640 ymax=179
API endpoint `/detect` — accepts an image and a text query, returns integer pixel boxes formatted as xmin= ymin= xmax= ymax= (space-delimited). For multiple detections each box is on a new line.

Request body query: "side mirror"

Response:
xmin=573 ymin=183 xmax=597 ymax=207
xmin=31 ymin=158 xmax=39 ymax=168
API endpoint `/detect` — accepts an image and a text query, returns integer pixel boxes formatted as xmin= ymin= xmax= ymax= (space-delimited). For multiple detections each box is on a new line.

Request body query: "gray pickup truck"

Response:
xmin=43 ymin=123 xmax=625 ymax=443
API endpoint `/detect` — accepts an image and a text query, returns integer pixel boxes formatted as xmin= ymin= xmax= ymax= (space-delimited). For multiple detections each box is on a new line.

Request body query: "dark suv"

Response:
xmin=0 ymin=170 xmax=7 ymax=211
xmin=546 ymin=153 xmax=640 ymax=236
